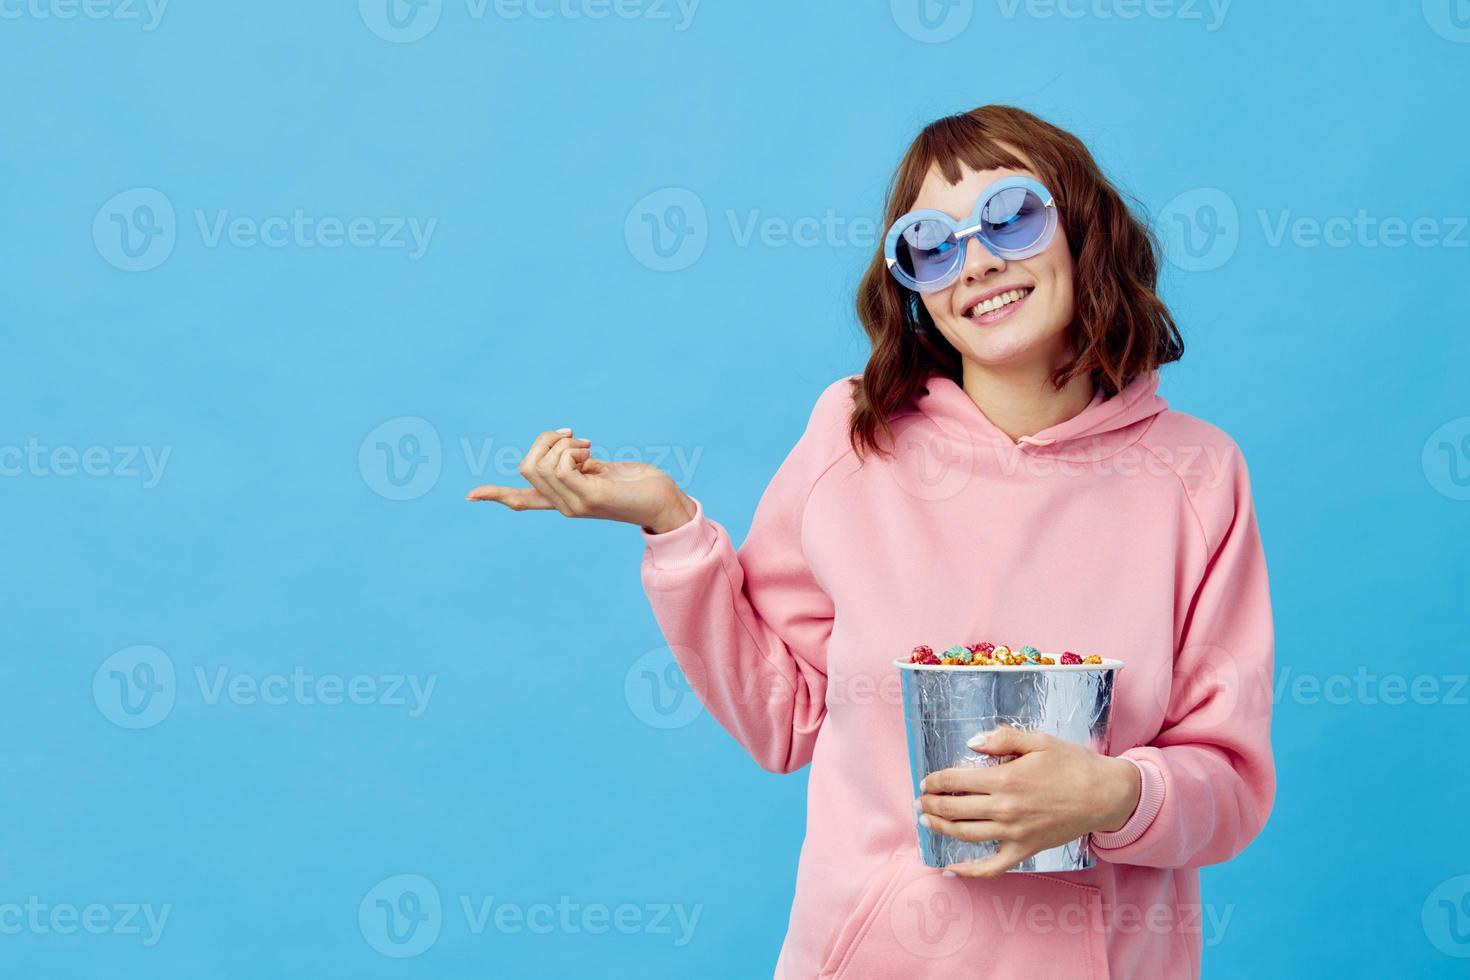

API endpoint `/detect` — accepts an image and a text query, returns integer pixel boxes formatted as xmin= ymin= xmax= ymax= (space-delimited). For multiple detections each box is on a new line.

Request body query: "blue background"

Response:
xmin=5 ymin=1 xmax=1469 ymax=976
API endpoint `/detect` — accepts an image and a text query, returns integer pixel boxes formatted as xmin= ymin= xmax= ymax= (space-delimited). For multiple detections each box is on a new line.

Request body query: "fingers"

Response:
xmin=523 ymin=427 xmax=577 ymax=468
xmin=543 ymin=439 xmax=596 ymax=512
xmin=522 ymin=430 xmax=591 ymax=515
xmin=945 ymin=841 xmax=1033 ymax=879
xmin=921 ymin=763 xmax=1012 ymax=796
xmin=555 ymin=442 xmax=593 ymax=487
xmin=467 ymin=428 xmax=592 ymax=514
xmin=465 ymin=484 xmax=554 ymax=509
xmin=920 ymin=812 xmax=1008 ymax=844
xmin=916 ymin=792 xmax=1001 ymax=823
xmin=967 ymin=724 xmax=1052 ymax=757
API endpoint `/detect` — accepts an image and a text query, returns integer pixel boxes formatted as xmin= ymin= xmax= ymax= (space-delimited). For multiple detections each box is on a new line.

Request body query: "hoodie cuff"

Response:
xmin=1091 ymin=755 xmax=1166 ymax=851
xmin=641 ymin=496 xmax=717 ymax=570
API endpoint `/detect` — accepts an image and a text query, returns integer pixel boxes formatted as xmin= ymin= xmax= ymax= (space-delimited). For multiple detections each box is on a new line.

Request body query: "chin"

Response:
xmin=944 ymin=316 xmax=1059 ymax=369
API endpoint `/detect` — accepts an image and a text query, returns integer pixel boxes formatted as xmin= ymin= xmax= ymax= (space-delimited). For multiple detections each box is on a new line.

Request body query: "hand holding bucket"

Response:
xmin=897 ymin=656 xmax=1128 ymax=874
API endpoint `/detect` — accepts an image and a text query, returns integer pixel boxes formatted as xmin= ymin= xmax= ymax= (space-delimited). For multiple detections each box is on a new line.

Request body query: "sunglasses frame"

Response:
xmin=883 ymin=175 xmax=1058 ymax=293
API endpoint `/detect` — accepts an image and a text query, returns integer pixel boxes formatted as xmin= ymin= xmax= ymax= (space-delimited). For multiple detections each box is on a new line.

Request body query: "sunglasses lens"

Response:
xmin=894 ymin=218 xmax=962 ymax=288
xmin=981 ymin=186 xmax=1051 ymax=253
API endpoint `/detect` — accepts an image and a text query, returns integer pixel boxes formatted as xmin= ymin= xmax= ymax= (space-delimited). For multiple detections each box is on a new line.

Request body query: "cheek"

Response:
xmin=1034 ymin=252 xmax=1075 ymax=327
xmin=919 ymin=286 xmax=958 ymax=324
xmin=1051 ymin=266 xmax=1075 ymax=320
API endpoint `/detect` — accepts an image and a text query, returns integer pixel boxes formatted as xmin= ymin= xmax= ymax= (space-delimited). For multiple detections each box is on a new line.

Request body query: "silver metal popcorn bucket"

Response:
xmin=897 ymin=658 xmax=1123 ymax=873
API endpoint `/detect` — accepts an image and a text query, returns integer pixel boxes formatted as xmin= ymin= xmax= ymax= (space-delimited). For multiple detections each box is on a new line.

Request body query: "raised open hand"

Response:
xmin=466 ymin=427 xmax=695 ymax=534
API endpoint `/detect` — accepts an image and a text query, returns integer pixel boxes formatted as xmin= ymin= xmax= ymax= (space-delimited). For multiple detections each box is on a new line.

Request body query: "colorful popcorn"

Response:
xmin=941 ymin=645 xmax=973 ymax=664
xmin=908 ymin=641 xmax=1108 ymax=667
xmin=910 ymin=645 xmax=940 ymax=665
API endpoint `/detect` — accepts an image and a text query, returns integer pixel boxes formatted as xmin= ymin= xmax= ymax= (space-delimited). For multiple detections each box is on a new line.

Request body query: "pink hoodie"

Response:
xmin=639 ymin=371 xmax=1275 ymax=979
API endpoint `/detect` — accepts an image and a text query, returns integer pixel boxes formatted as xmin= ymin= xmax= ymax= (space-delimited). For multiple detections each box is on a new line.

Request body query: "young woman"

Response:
xmin=469 ymin=105 xmax=1275 ymax=979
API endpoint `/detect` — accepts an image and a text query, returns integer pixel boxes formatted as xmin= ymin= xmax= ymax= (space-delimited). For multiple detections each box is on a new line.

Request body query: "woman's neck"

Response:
xmin=960 ymin=360 xmax=1095 ymax=444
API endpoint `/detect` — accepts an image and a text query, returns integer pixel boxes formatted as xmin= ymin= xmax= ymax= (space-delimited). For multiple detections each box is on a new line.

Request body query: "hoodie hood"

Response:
xmin=914 ymin=370 xmax=1169 ymax=462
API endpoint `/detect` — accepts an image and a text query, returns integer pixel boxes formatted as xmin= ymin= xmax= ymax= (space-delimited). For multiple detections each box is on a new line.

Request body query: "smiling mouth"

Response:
xmin=964 ymin=287 xmax=1033 ymax=324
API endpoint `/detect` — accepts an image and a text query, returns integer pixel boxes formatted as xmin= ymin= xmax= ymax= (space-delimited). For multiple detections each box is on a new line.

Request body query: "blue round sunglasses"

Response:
xmin=883 ymin=176 xmax=1058 ymax=293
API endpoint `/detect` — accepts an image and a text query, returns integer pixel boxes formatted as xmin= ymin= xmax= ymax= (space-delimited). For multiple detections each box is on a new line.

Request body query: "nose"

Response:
xmin=959 ymin=235 xmax=1005 ymax=281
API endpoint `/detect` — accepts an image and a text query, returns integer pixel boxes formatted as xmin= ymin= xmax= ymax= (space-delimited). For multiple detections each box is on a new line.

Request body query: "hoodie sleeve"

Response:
xmin=1091 ymin=441 xmax=1276 ymax=868
xmin=637 ymin=378 xmax=853 ymax=774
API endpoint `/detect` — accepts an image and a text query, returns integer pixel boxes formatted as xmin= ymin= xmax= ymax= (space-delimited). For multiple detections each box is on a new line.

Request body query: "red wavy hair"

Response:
xmin=848 ymin=105 xmax=1183 ymax=459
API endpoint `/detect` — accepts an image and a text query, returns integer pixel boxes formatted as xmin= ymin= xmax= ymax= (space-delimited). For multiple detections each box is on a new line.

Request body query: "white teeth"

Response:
xmin=966 ymin=288 xmax=1030 ymax=318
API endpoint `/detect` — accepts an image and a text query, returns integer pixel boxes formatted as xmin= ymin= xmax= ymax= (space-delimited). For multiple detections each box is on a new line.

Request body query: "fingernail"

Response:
xmin=941 ymin=870 xmax=956 ymax=878
xmin=918 ymin=815 xmax=932 ymax=829
xmin=912 ymin=798 xmax=922 ymax=813
xmin=966 ymin=732 xmax=988 ymax=750
xmin=555 ymin=427 xmax=572 ymax=434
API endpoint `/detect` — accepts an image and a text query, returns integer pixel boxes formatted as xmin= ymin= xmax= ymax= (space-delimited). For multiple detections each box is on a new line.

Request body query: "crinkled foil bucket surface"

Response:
xmin=897 ymin=659 xmax=1122 ymax=872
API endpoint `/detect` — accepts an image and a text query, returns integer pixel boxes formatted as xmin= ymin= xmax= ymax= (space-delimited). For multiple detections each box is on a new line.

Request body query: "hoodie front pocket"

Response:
xmin=815 ymin=850 xmax=911 ymax=979
xmin=826 ymin=859 xmax=1112 ymax=980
